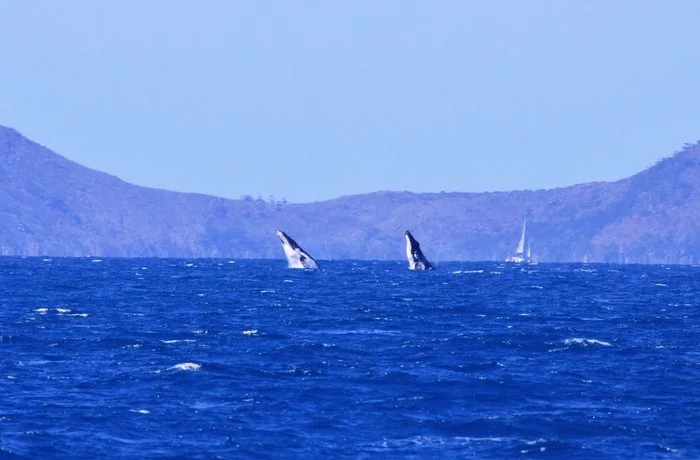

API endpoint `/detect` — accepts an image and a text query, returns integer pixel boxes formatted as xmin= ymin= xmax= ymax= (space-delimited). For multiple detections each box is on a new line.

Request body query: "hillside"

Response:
xmin=1 ymin=125 xmax=700 ymax=263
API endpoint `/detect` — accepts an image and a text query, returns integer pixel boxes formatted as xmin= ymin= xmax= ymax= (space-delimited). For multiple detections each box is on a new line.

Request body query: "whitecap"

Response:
xmin=130 ymin=409 xmax=150 ymax=414
xmin=369 ymin=435 xmax=509 ymax=450
xmin=170 ymin=362 xmax=201 ymax=371
xmin=283 ymin=279 xmax=294 ymax=283
xmin=455 ymin=436 xmax=507 ymax=443
xmin=67 ymin=313 xmax=89 ymax=317
xmin=564 ymin=338 xmax=612 ymax=347
xmin=34 ymin=308 xmax=49 ymax=314
xmin=56 ymin=308 xmax=72 ymax=313
xmin=161 ymin=339 xmax=196 ymax=344
xmin=242 ymin=329 xmax=258 ymax=336
xmin=531 ymin=285 xmax=544 ymax=289
xmin=228 ymin=260 xmax=235 ymax=264
xmin=42 ymin=258 xmax=52 ymax=262
xmin=524 ymin=438 xmax=548 ymax=446
xmin=91 ymin=259 xmax=102 ymax=263
xmin=654 ymin=283 xmax=668 ymax=287
xmin=260 ymin=290 xmax=275 ymax=294
xmin=321 ymin=329 xmax=400 ymax=336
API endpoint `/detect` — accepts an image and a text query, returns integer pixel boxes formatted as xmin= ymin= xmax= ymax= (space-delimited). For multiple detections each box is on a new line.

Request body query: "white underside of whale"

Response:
xmin=282 ymin=245 xmax=319 ymax=269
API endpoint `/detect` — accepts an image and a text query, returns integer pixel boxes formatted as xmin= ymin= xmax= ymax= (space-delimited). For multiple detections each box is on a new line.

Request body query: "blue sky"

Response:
xmin=1 ymin=1 xmax=699 ymax=203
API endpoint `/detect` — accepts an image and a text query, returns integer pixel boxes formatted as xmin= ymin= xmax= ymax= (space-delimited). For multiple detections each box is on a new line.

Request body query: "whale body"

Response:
xmin=275 ymin=230 xmax=319 ymax=269
xmin=404 ymin=230 xmax=433 ymax=270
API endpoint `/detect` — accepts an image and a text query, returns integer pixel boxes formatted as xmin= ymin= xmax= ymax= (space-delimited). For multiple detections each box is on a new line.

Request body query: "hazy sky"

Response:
xmin=1 ymin=1 xmax=699 ymax=203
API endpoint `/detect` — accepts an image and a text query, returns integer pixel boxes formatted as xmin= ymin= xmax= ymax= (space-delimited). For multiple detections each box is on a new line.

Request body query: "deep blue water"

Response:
xmin=1 ymin=258 xmax=699 ymax=458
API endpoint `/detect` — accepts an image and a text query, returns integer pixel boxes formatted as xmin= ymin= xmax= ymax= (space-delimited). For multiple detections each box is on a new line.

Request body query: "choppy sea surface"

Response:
xmin=1 ymin=258 xmax=699 ymax=458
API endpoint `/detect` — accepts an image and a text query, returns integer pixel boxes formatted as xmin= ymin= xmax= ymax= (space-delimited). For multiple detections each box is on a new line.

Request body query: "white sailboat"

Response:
xmin=506 ymin=218 xmax=531 ymax=263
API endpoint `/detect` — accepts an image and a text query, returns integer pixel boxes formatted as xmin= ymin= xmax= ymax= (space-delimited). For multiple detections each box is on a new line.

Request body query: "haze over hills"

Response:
xmin=1 ymin=124 xmax=699 ymax=263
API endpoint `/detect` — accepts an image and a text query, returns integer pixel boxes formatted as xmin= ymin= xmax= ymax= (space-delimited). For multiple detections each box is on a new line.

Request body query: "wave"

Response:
xmin=563 ymin=338 xmax=612 ymax=347
xmin=169 ymin=362 xmax=201 ymax=371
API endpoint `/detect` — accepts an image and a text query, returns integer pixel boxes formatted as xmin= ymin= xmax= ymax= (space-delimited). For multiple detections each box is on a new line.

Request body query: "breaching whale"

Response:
xmin=404 ymin=230 xmax=434 ymax=270
xmin=275 ymin=230 xmax=319 ymax=269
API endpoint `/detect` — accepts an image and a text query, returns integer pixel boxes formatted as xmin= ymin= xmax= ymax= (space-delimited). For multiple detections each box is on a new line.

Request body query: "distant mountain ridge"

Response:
xmin=1 ymin=124 xmax=700 ymax=263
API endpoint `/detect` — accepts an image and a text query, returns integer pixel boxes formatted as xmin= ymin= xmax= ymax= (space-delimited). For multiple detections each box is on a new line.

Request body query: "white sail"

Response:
xmin=506 ymin=217 xmax=531 ymax=263
xmin=515 ymin=219 xmax=527 ymax=255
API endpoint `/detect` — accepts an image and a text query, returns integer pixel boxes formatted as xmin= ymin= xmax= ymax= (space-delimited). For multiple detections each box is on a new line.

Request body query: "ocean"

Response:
xmin=1 ymin=258 xmax=698 ymax=458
